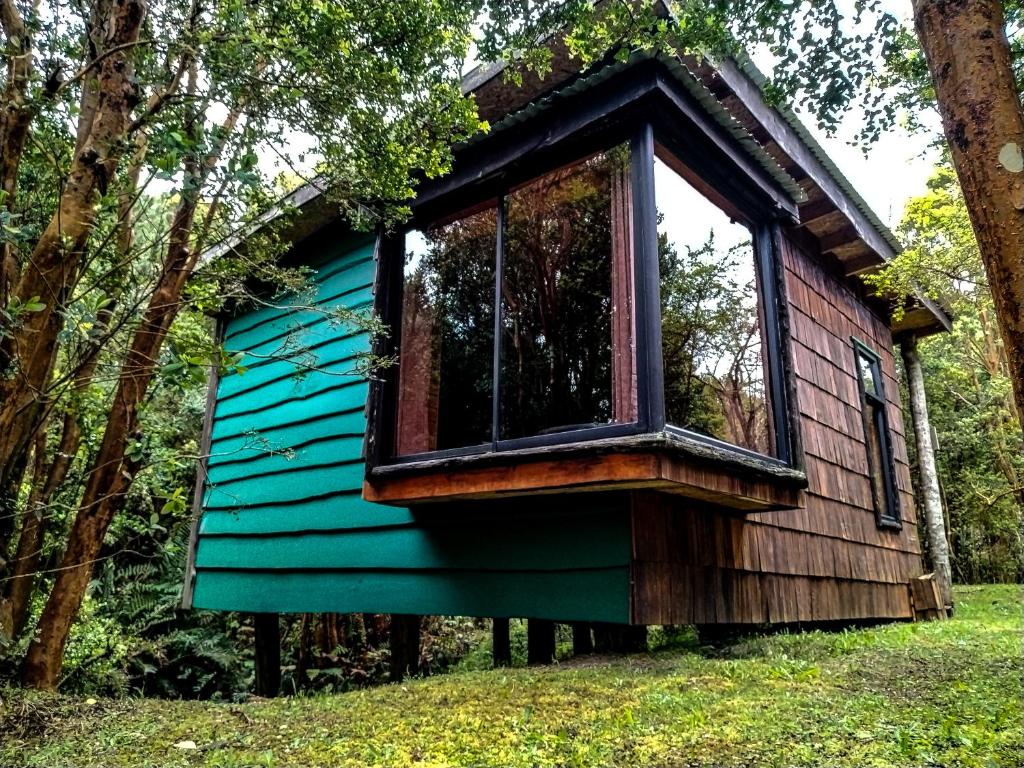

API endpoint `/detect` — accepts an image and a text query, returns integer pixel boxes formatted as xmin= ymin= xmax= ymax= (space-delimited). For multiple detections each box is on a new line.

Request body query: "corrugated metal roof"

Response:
xmin=473 ymin=50 xmax=808 ymax=205
xmin=730 ymin=52 xmax=903 ymax=255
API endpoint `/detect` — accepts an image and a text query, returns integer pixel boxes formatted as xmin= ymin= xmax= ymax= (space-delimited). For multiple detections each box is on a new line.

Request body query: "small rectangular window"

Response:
xmin=853 ymin=341 xmax=900 ymax=528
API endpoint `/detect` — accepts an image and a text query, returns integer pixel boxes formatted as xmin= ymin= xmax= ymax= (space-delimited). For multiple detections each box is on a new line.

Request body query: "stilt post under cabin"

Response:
xmin=526 ymin=619 xmax=556 ymax=665
xmin=593 ymin=623 xmax=648 ymax=653
xmin=572 ymin=622 xmax=594 ymax=655
xmin=389 ymin=614 xmax=422 ymax=682
xmin=253 ymin=613 xmax=281 ymax=697
xmin=902 ymin=336 xmax=953 ymax=610
xmin=492 ymin=618 xmax=512 ymax=666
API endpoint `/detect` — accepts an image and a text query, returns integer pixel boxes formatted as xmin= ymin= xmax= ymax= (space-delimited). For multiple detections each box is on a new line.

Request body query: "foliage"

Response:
xmin=660 ymin=228 xmax=771 ymax=453
xmin=1 ymin=0 xmax=1020 ymax=691
xmin=1 ymin=584 xmax=1020 ymax=767
xmin=877 ymin=2 xmax=1024 ymax=137
xmin=868 ymin=166 xmax=1024 ymax=584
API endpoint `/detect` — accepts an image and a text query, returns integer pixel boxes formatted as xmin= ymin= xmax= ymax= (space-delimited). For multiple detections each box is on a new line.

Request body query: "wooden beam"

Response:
xmin=572 ymin=623 xmax=594 ymax=655
xmin=796 ymin=197 xmax=835 ymax=228
xmin=527 ymin=619 xmax=556 ymax=665
xmin=365 ymin=448 xmax=804 ymax=511
xmin=843 ymin=252 xmax=884 ymax=276
xmin=253 ymin=613 xmax=281 ymax=698
xmin=714 ymin=57 xmax=897 ymax=262
xmin=592 ymin=623 xmax=648 ymax=652
xmin=492 ymin=618 xmax=512 ymax=667
xmin=389 ymin=614 xmax=422 ymax=682
xmin=816 ymin=226 xmax=862 ymax=255
xmin=181 ymin=320 xmax=224 ymax=609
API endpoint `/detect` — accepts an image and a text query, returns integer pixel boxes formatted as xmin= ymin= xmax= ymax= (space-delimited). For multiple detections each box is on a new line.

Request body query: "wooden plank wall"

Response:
xmin=632 ymin=230 xmax=923 ymax=625
xmin=190 ymin=232 xmax=633 ymax=623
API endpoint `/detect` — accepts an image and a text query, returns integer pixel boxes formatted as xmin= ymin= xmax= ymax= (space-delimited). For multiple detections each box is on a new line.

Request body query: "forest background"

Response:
xmin=0 ymin=0 xmax=1020 ymax=698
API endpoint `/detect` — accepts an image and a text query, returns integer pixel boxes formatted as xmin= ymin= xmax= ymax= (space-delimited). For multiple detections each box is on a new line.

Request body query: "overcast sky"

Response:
xmin=259 ymin=1 xmax=940 ymax=233
xmin=751 ymin=0 xmax=941 ymax=230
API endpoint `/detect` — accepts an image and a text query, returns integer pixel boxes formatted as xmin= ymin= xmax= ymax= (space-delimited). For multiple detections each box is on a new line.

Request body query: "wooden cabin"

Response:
xmin=182 ymin=50 xmax=950 ymax=657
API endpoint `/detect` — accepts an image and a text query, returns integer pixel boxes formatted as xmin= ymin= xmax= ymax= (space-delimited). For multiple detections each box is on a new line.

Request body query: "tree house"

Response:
xmin=183 ymin=51 xmax=949 ymax=642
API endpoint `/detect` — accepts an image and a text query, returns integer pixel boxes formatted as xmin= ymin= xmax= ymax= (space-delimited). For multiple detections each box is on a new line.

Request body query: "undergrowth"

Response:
xmin=1 ymin=584 xmax=1020 ymax=768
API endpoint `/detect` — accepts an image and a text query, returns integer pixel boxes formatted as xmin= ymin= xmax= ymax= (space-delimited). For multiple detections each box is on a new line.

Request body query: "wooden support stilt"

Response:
xmin=253 ymin=613 xmax=281 ymax=698
xmin=571 ymin=622 xmax=593 ymax=655
xmin=622 ymin=625 xmax=648 ymax=652
xmin=389 ymin=614 xmax=422 ymax=682
xmin=526 ymin=619 xmax=556 ymax=665
xmin=592 ymin=623 xmax=647 ymax=653
xmin=492 ymin=618 xmax=512 ymax=667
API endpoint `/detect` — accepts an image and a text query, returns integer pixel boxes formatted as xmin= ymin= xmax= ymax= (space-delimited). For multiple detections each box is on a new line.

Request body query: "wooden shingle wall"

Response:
xmin=631 ymin=231 xmax=923 ymax=625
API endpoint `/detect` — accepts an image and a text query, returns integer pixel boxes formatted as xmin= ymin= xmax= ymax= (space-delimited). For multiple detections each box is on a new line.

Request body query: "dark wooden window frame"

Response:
xmin=367 ymin=57 xmax=799 ymax=474
xmin=852 ymin=338 xmax=902 ymax=529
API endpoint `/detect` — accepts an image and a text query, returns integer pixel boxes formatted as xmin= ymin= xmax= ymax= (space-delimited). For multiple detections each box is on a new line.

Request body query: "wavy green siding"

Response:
xmin=190 ymin=232 xmax=631 ymax=622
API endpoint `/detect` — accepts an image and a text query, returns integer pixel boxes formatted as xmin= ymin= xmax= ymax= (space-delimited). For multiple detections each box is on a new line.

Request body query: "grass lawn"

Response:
xmin=1 ymin=584 xmax=1021 ymax=768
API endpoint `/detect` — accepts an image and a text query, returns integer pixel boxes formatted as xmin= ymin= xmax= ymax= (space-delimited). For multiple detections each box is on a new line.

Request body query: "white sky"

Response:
xmin=748 ymin=0 xmax=940 ymax=230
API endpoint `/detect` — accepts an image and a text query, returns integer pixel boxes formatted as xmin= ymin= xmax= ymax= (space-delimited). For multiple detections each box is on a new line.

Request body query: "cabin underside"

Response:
xmin=192 ymin=487 xmax=918 ymax=625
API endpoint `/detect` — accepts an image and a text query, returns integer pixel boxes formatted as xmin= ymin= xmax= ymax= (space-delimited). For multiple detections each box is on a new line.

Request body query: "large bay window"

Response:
xmin=383 ymin=121 xmax=793 ymax=472
xmin=654 ymin=151 xmax=775 ymax=457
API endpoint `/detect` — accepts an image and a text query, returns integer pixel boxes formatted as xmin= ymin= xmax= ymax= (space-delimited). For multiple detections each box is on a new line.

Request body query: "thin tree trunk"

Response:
xmin=0 ymin=0 xmax=147 ymax=496
xmin=0 ymin=0 xmax=34 ymax=309
xmin=913 ymin=0 xmax=1024 ymax=423
xmin=0 ymin=298 xmax=113 ymax=641
xmin=295 ymin=614 xmax=313 ymax=691
xmin=21 ymin=95 xmax=246 ymax=689
xmin=0 ymin=431 xmax=47 ymax=641
xmin=902 ymin=337 xmax=953 ymax=609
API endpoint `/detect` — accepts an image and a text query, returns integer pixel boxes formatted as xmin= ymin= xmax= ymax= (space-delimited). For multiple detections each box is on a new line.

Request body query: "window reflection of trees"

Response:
xmin=398 ymin=207 xmax=496 ymax=455
xmin=397 ymin=147 xmax=775 ymax=458
xmin=660 ymin=223 xmax=773 ymax=456
xmin=501 ymin=150 xmax=627 ymax=440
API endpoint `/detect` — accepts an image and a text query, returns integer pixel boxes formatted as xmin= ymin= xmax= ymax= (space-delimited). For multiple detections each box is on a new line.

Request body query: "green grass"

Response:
xmin=2 ymin=585 xmax=1021 ymax=768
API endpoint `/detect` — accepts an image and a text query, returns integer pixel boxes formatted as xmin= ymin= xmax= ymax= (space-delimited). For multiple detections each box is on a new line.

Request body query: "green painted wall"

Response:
xmin=190 ymin=232 xmax=632 ymax=622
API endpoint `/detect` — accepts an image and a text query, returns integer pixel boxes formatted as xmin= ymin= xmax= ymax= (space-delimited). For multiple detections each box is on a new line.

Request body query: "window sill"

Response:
xmin=876 ymin=517 xmax=904 ymax=532
xmin=364 ymin=432 xmax=807 ymax=511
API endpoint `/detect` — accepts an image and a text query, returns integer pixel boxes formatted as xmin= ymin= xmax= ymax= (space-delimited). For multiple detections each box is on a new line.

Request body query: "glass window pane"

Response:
xmin=396 ymin=205 xmax=496 ymax=455
xmin=500 ymin=146 xmax=634 ymax=440
xmin=655 ymin=151 xmax=775 ymax=455
xmin=864 ymin=402 xmax=892 ymax=519
xmin=857 ymin=351 xmax=879 ymax=397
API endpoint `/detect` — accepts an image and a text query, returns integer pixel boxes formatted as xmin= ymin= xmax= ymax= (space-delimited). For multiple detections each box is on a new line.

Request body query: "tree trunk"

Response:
xmin=492 ymin=618 xmax=512 ymax=667
xmin=902 ymin=338 xmax=954 ymax=608
xmin=1 ymin=296 xmax=113 ymax=642
xmin=21 ymin=90 xmax=242 ymax=689
xmin=21 ymin=222 xmax=194 ymax=688
xmin=253 ymin=613 xmax=281 ymax=698
xmin=913 ymin=0 xmax=1024 ymax=423
xmin=0 ymin=0 xmax=147 ymax=496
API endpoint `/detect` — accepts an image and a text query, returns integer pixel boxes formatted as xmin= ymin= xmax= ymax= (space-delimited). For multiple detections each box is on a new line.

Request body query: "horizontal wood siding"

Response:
xmin=190 ymin=233 xmax=631 ymax=622
xmin=632 ymin=231 xmax=923 ymax=625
